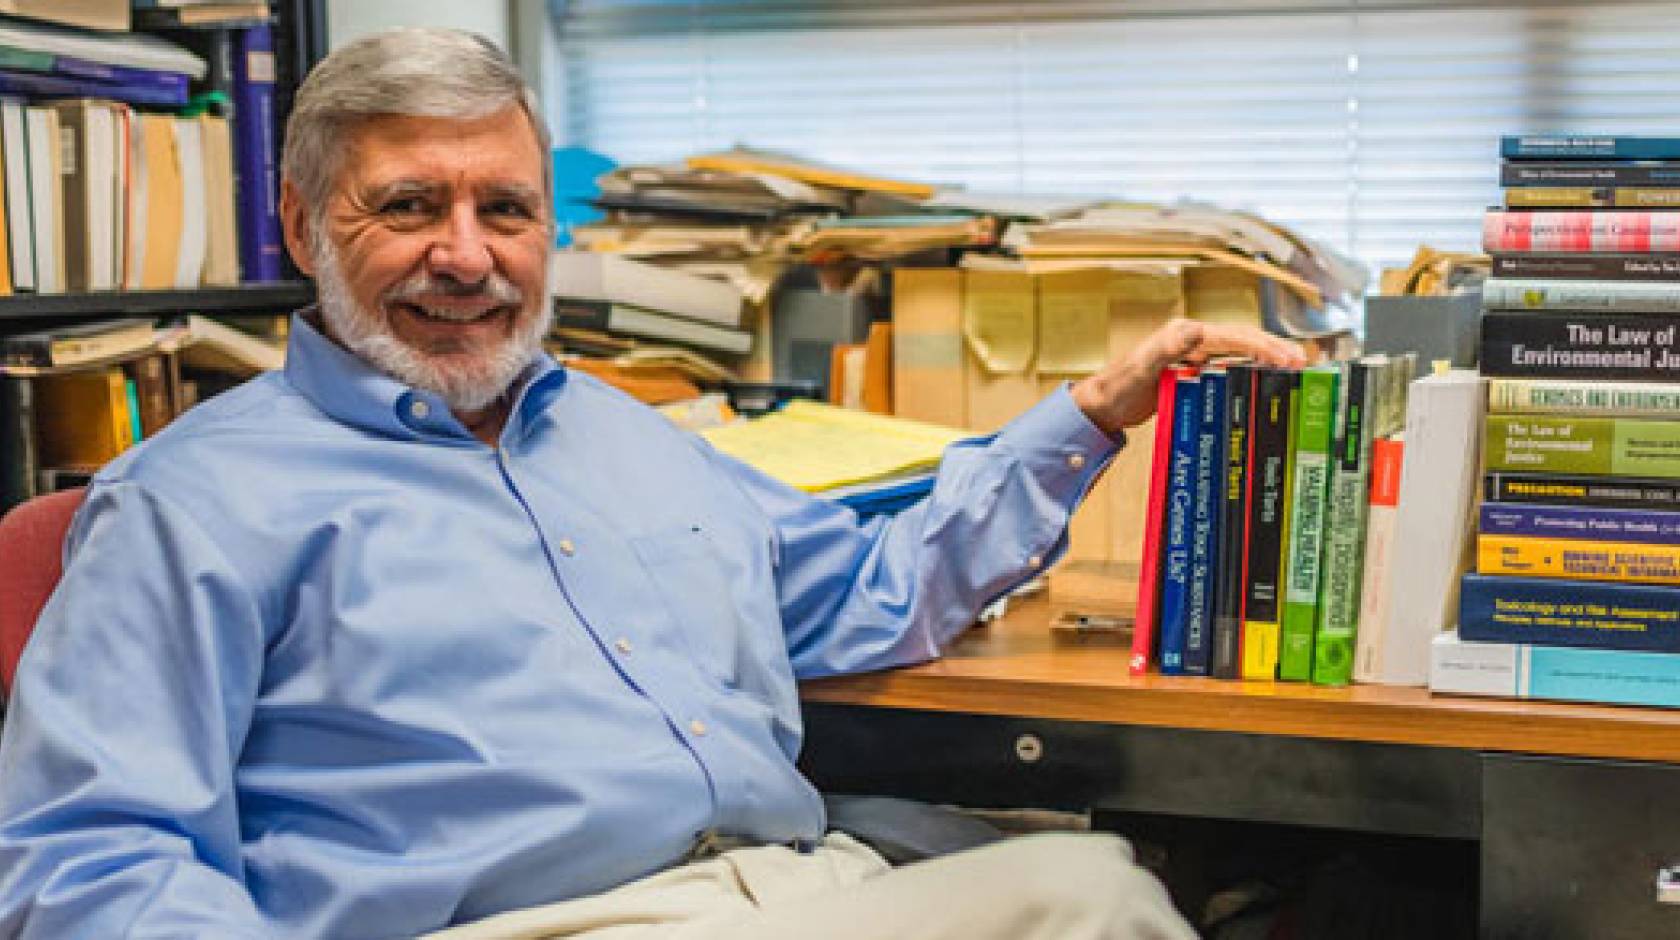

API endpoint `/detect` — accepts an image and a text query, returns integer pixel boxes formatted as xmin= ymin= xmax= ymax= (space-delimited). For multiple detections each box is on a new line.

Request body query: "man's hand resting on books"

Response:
xmin=1070 ymin=319 xmax=1307 ymax=437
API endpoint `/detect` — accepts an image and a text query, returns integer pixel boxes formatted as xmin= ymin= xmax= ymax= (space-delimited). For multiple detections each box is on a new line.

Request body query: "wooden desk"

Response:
xmin=799 ymin=596 xmax=1680 ymax=939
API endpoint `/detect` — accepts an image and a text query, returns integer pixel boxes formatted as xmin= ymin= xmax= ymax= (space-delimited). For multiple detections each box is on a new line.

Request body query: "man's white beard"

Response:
xmin=313 ymin=238 xmax=552 ymax=413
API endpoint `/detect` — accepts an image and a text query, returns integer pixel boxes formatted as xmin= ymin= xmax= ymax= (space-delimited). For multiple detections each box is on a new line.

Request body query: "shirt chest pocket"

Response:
xmin=628 ymin=525 xmax=752 ymax=689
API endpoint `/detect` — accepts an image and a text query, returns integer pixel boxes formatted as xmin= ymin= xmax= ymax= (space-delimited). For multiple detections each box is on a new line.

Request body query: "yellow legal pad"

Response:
xmin=700 ymin=400 xmax=967 ymax=493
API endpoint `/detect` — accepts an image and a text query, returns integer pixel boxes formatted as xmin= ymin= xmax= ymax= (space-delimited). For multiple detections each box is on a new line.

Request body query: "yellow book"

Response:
xmin=1478 ymin=534 xmax=1680 ymax=586
xmin=138 ymin=114 xmax=183 ymax=290
xmin=0 ymin=134 xmax=11 ymax=296
xmin=700 ymin=399 xmax=964 ymax=493
xmin=33 ymin=367 xmax=135 ymax=469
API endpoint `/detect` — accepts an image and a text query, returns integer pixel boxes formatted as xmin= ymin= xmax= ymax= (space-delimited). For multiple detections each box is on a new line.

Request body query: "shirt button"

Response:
xmin=1068 ymin=453 xmax=1086 ymax=469
xmin=409 ymin=399 xmax=430 ymax=420
xmin=1028 ymin=554 xmax=1044 ymax=568
xmin=689 ymin=719 xmax=708 ymax=737
xmin=615 ymin=637 xmax=633 ymax=655
xmin=558 ymin=538 xmax=576 ymax=556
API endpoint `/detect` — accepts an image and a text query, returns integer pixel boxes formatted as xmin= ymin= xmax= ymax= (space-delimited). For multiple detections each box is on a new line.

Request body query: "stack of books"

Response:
xmin=1432 ymin=134 xmax=1680 ymax=709
xmin=1 ymin=314 xmax=284 ymax=511
xmin=0 ymin=14 xmax=281 ymax=291
xmin=1130 ymin=354 xmax=1413 ymax=684
xmin=550 ymin=251 xmax=752 ymax=365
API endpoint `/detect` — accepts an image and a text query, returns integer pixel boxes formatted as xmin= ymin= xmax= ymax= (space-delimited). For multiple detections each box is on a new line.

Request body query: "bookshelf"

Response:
xmin=0 ymin=4 xmax=327 ymax=515
xmin=0 ymin=282 xmax=313 ymax=323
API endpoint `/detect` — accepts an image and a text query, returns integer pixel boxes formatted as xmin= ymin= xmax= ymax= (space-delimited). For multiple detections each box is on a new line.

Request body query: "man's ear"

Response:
xmin=280 ymin=180 xmax=317 ymax=276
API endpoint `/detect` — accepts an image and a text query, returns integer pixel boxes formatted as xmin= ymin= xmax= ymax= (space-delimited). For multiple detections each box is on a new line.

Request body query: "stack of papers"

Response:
xmin=700 ymin=399 xmax=967 ymax=514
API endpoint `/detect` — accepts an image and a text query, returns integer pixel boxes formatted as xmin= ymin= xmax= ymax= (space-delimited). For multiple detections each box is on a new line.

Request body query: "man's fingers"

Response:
xmin=1195 ymin=323 xmax=1307 ymax=368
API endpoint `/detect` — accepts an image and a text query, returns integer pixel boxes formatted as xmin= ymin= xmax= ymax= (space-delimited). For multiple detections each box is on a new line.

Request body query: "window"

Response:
xmin=552 ymin=1 xmax=1680 ymax=283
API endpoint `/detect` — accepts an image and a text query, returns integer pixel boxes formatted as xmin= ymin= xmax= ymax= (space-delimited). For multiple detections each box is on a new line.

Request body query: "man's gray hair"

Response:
xmin=282 ymin=27 xmax=553 ymax=225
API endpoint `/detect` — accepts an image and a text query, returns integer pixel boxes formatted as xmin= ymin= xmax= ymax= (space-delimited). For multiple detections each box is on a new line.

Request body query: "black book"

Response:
xmin=1211 ymin=363 xmax=1256 ymax=680
xmin=1239 ymin=367 xmax=1299 ymax=677
xmin=1479 ymin=310 xmax=1680 ymax=381
xmin=1492 ymin=253 xmax=1680 ymax=281
xmin=1501 ymin=161 xmax=1680 ymax=187
xmin=1483 ymin=471 xmax=1680 ymax=513
xmin=1 ymin=375 xmax=37 ymax=515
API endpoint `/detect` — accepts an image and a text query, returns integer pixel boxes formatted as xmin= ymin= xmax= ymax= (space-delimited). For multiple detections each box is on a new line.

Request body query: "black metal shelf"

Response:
xmin=0 ymin=283 xmax=315 ymax=322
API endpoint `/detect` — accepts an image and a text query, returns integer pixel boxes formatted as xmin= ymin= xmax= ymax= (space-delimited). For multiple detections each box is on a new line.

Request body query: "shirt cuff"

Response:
xmin=990 ymin=382 xmax=1124 ymax=495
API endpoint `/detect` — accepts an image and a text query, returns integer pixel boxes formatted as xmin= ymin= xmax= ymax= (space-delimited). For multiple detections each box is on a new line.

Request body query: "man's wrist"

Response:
xmin=1069 ymin=373 xmax=1127 ymax=439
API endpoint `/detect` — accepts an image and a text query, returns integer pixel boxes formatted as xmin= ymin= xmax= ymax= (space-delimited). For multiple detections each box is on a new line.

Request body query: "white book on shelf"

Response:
xmin=172 ymin=117 xmax=208 ymax=289
xmin=124 ymin=107 xmax=149 ymax=290
xmin=551 ymin=251 xmax=746 ymax=328
xmin=24 ymin=106 xmax=63 ymax=294
xmin=0 ymin=100 xmax=33 ymax=292
xmin=1370 ymin=369 xmax=1485 ymax=686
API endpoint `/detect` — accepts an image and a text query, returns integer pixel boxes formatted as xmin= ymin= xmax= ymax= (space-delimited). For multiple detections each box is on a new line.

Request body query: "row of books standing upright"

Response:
xmin=1130 ymin=353 xmax=1416 ymax=686
xmin=0 ymin=8 xmax=283 ymax=294
xmin=1433 ymin=134 xmax=1680 ymax=709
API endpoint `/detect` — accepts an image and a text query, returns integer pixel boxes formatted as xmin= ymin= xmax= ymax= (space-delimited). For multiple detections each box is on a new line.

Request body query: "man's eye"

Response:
xmin=379 ymin=197 xmax=428 ymax=215
xmin=484 ymin=200 xmax=534 ymax=219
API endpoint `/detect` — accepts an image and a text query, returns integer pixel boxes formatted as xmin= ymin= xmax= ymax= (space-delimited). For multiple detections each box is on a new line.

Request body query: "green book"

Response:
xmin=1485 ymin=414 xmax=1680 ymax=479
xmin=1312 ymin=357 xmax=1387 ymax=687
xmin=1277 ymin=364 xmax=1340 ymax=681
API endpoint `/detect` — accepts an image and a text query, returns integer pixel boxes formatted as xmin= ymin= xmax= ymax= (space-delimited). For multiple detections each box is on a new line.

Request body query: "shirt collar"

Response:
xmin=282 ymin=308 xmax=568 ymax=444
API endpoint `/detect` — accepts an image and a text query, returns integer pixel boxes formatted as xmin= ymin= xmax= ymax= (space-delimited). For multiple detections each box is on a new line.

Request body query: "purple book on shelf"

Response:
xmin=51 ymin=56 xmax=191 ymax=100
xmin=0 ymin=68 xmax=186 ymax=108
xmin=232 ymin=24 xmax=282 ymax=282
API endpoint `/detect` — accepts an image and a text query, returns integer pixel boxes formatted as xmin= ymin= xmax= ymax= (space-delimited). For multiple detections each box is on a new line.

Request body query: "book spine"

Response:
xmin=1483 ymin=209 xmax=1680 ymax=254
xmin=1353 ymin=435 xmax=1405 ymax=684
xmin=0 ymin=71 xmax=186 ymax=108
xmin=1211 ymin=365 xmax=1255 ymax=679
xmin=1485 ymin=413 xmax=1680 ymax=479
xmin=1493 ymin=253 xmax=1680 ymax=281
xmin=49 ymin=57 xmax=191 ymax=96
xmin=0 ymin=375 xmax=37 ymax=513
xmin=1502 ymin=186 xmax=1680 ymax=209
xmin=1431 ymin=631 xmax=1680 ymax=710
xmin=1481 ymin=501 xmax=1680 ymax=545
xmin=1183 ymin=370 xmax=1228 ymax=676
xmin=1501 ymin=162 xmax=1680 ymax=187
xmin=1484 ymin=470 xmax=1680 ymax=511
xmin=1479 ymin=311 xmax=1680 ymax=381
xmin=1241 ymin=368 xmax=1297 ymax=680
xmin=1501 ymin=135 xmax=1680 ymax=160
xmin=1277 ymin=366 xmax=1338 ymax=681
xmin=232 ymin=24 xmax=282 ymax=282
xmin=1488 ymin=377 xmax=1680 ymax=418
xmin=1157 ymin=376 xmax=1203 ymax=676
xmin=1458 ymin=573 xmax=1680 ymax=652
xmin=1482 ymin=277 xmax=1680 ymax=314
xmin=1131 ymin=366 xmax=1194 ymax=675
xmin=1479 ymin=533 xmax=1680 ymax=584
xmin=1312 ymin=361 xmax=1377 ymax=687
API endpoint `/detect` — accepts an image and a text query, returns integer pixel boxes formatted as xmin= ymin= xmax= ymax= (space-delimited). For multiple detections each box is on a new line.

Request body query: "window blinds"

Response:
xmin=551 ymin=1 xmax=1680 ymax=280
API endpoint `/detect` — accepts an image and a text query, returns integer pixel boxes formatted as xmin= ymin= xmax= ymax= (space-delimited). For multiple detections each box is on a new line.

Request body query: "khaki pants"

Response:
xmin=423 ymin=832 xmax=1196 ymax=940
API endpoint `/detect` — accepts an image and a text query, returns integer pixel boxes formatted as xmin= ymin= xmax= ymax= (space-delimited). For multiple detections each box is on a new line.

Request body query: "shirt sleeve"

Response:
xmin=707 ymin=385 xmax=1121 ymax=679
xmin=0 ymin=482 xmax=271 ymax=939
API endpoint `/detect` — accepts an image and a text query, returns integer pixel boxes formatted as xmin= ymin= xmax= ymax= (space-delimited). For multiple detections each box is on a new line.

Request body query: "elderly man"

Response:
xmin=0 ymin=28 xmax=1302 ymax=940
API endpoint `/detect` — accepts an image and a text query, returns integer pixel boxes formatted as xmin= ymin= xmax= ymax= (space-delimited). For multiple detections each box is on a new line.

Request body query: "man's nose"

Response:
xmin=426 ymin=201 xmax=494 ymax=284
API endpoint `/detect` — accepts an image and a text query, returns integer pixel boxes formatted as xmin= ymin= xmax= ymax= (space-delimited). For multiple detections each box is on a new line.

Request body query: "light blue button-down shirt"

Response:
xmin=0 ymin=313 xmax=1119 ymax=938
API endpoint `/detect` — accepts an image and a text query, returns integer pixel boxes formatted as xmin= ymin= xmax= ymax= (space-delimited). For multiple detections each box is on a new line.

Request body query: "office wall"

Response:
xmin=326 ymin=0 xmax=511 ymax=51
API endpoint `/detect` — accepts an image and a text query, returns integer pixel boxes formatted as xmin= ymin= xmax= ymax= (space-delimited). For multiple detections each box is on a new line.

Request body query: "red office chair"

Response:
xmin=0 ymin=487 xmax=86 ymax=696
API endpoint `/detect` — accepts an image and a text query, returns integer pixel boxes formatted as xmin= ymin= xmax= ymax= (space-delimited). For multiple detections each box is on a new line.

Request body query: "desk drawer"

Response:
xmin=1483 ymin=754 xmax=1680 ymax=940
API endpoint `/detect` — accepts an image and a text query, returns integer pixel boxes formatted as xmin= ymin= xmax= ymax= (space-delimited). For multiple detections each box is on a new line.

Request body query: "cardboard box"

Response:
xmin=0 ymin=0 xmax=129 ymax=31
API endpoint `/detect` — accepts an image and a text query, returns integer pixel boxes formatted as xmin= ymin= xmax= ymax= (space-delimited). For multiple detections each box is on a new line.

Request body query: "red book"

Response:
xmin=1483 ymin=209 xmax=1680 ymax=254
xmin=1131 ymin=364 xmax=1196 ymax=675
